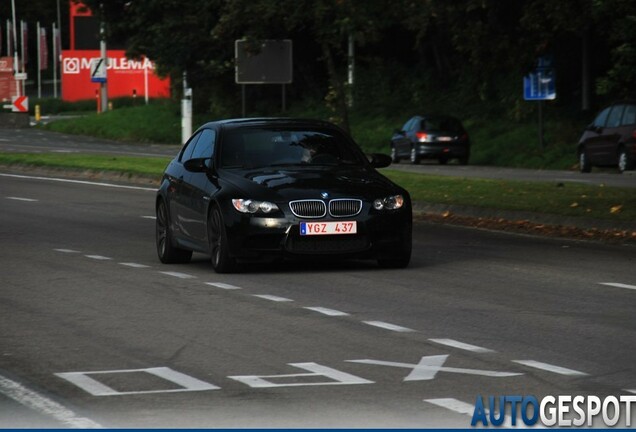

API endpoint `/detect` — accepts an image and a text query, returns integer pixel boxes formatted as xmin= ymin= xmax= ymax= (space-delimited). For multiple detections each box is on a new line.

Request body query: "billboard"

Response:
xmin=61 ymin=50 xmax=170 ymax=102
xmin=0 ymin=57 xmax=19 ymax=102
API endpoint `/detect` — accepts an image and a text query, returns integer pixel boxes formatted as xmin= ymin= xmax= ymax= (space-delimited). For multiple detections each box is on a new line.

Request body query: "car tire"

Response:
xmin=618 ymin=147 xmax=634 ymax=173
xmin=377 ymin=225 xmax=412 ymax=269
xmin=579 ymin=148 xmax=591 ymax=173
xmin=410 ymin=146 xmax=420 ymax=164
xmin=438 ymin=157 xmax=448 ymax=165
xmin=390 ymin=145 xmax=400 ymax=163
xmin=156 ymin=199 xmax=193 ymax=264
xmin=208 ymin=205 xmax=236 ymax=273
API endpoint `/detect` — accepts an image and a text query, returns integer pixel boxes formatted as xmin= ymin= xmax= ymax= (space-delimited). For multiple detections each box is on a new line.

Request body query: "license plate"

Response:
xmin=300 ymin=221 xmax=357 ymax=236
xmin=437 ymin=136 xmax=453 ymax=142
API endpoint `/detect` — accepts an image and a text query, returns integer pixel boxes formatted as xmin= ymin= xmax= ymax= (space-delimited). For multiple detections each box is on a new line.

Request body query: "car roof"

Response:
xmin=198 ymin=117 xmax=341 ymax=131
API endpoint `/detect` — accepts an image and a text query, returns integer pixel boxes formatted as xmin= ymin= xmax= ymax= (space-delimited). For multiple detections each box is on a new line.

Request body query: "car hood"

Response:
xmin=219 ymin=166 xmax=405 ymax=201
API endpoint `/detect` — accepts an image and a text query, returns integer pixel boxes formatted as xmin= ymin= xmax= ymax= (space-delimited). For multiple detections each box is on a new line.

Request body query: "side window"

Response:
xmin=592 ymin=107 xmax=611 ymax=128
xmin=179 ymin=131 xmax=202 ymax=162
xmin=191 ymin=129 xmax=216 ymax=160
xmin=606 ymin=105 xmax=625 ymax=128
xmin=410 ymin=117 xmax=422 ymax=131
xmin=621 ymin=105 xmax=636 ymax=126
xmin=401 ymin=118 xmax=414 ymax=132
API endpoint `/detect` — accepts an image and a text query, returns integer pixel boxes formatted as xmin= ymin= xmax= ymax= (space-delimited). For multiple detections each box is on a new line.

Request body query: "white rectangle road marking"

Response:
xmin=428 ymin=338 xmax=494 ymax=353
xmin=252 ymin=294 xmax=293 ymax=302
xmin=159 ymin=271 xmax=196 ymax=279
xmin=362 ymin=321 xmax=415 ymax=333
xmin=205 ymin=282 xmax=242 ymax=290
xmin=600 ymin=282 xmax=636 ymax=291
xmin=119 ymin=262 xmax=150 ymax=268
xmin=84 ymin=255 xmax=112 ymax=261
xmin=6 ymin=196 xmax=38 ymax=202
xmin=0 ymin=374 xmax=102 ymax=428
xmin=512 ymin=360 xmax=587 ymax=376
xmin=53 ymin=248 xmax=80 ymax=253
xmin=303 ymin=307 xmax=350 ymax=317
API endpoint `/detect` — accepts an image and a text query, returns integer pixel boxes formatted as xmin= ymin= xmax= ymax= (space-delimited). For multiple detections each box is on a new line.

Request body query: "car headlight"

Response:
xmin=232 ymin=199 xmax=279 ymax=214
xmin=373 ymin=195 xmax=404 ymax=210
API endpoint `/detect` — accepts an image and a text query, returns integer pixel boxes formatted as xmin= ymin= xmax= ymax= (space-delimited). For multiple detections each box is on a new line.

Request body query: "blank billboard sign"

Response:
xmin=235 ymin=40 xmax=292 ymax=84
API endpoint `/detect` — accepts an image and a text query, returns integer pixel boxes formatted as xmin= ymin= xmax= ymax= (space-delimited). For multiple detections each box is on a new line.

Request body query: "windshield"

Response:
xmin=219 ymin=127 xmax=367 ymax=169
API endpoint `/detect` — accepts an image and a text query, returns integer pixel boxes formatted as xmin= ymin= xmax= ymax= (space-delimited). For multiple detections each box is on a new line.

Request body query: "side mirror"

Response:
xmin=368 ymin=153 xmax=392 ymax=168
xmin=184 ymin=157 xmax=211 ymax=173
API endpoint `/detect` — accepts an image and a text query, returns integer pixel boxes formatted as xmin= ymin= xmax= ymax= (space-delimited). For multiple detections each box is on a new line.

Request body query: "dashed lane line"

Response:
xmin=362 ymin=321 xmax=416 ymax=333
xmin=512 ymin=360 xmax=588 ymax=376
xmin=428 ymin=338 xmax=495 ymax=353
xmin=424 ymin=398 xmax=520 ymax=428
xmin=599 ymin=282 xmax=636 ymax=291
xmin=84 ymin=255 xmax=112 ymax=261
xmin=119 ymin=262 xmax=150 ymax=269
xmin=6 ymin=196 xmax=38 ymax=202
xmin=252 ymin=294 xmax=294 ymax=302
xmin=205 ymin=282 xmax=242 ymax=290
xmin=53 ymin=249 xmax=80 ymax=253
xmin=141 ymin=216 xmax=156 ymax=220
xmin=158 ymin=271 xmax=196 ymax=279
xmin=0 ymin=374 xmax=103 ymax=428
xmin=303 ymin=307 xmax=350 ymax=317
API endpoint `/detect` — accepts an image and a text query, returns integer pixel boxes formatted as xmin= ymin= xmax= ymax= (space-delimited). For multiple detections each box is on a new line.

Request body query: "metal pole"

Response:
xmin=347 ymin=32 xmax=354 ymax=108
xmin=20 ymin=20 xmax=26 ymax=96
xmin=37 ymin=22 xmax=41 ymax=99
xmin=99 ymin=3 xmax=108 ymax=112
xmin=281 ymin=84 xmax=285 ymax=113
xmin=144 ymin=59 xmax=149 ymax=105
xmin=241 ymin=84 xmax=246 ymax=117
xmin=52 ymin=23 xmax=58 ymax=98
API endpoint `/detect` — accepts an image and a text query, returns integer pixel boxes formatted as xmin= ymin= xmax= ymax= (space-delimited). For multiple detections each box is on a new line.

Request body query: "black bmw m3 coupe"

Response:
xmin=156 ymin=118 xmax=412 ymax=273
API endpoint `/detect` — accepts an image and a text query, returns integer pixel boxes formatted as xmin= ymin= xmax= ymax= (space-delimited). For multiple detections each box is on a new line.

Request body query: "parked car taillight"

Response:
xmin=416 ymin=131 xmax=429 ymax=142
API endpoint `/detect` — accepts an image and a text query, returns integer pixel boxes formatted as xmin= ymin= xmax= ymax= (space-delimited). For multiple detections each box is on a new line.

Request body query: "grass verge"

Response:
xmin=1 ymin=152 xmax=633 ymax=223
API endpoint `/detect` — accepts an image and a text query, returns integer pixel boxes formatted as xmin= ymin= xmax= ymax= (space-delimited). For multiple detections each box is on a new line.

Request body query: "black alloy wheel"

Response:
xmin=390 ymin=145 xmax=400 ymax=163
xmin=156 ymin=200 xmax=192 ymax=264
xmin=579 ymin=148 xmax=591 ymax=173
xmin=208 ymin=205 xmax=236 ymax=273
xmin=410 ymin=145 xmax=420 ymax=164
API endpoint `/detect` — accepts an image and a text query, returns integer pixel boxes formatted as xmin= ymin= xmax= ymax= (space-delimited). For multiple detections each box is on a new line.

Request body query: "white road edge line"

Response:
xmin=53 ymin=249 xmax=80 ymax=253
xmin=0 ymin=172 xmax=156 ymax=192
xmin=205 ymin=282 xmax=242 ymax=290
xmin=362 ymin=321 xmax=415 ymax=333
xmin=428 ymin=338 xmax=495 ymax=353
xmin=303 ymin=307 xmax=350 ymax=317
xmin=512 ymin=360 xmax=588 ymax=376
xmin=6 ymin=196 xmax=38 ymax=202
xmin=252 ymin=294 xmax=293 ymax=302
xmin=599 ymin=282 xmax=636 ymax=291
xmin=84 ymin=255 xmax=112 ymax=261
xmin=159 ymin=271 xmax=196 ymax=279
xmin=119 ymin=262 xmax=150 ymax=269
xmin=0 ymin=374 xmax=103 ymax=428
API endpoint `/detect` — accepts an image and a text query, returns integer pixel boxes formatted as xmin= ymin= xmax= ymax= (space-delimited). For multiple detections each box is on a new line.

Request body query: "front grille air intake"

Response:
xmin=289 ymin=200 xmax=327 ymax=218
xmin=329 ymin=199 xmax=362 ymax=217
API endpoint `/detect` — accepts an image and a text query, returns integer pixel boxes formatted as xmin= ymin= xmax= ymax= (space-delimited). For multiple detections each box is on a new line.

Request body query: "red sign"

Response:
xmin=0 ymin=57 xmax=18 ymax=102
xmin=12 ymin=96 xmax=28 ymax=112
xmin=61 ymin=50 xmax=170 ymax=102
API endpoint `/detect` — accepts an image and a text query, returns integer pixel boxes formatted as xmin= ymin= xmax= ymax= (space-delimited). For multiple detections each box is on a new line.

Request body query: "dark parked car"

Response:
xmin=156 ymin=118 xmax=412 ymax=273
xmin=578 ymin=101 xmax=636 ymax=173
xmin=390 ymin=115 xmax=470 ymax=165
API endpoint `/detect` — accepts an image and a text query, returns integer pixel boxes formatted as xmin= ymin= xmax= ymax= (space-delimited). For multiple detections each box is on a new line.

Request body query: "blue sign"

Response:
xmin=524 ymin=68 xmax=556 ymax=101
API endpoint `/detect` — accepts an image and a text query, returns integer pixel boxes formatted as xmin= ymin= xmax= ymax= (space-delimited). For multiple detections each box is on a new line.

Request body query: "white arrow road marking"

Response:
xmin=0 ymin=374 xmax=102 ymax=428
xmin=348 ymin=355 xmax=522 ymax=381
xmin=512 ymin=360 xmax=587 ymax=376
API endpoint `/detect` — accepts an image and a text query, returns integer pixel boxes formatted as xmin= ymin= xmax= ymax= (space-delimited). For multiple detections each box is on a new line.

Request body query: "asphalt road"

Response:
xmin=1 ymin=128 xmax=635 ymax=188
xmin=1 ymin=171 xmax=635 ymax=427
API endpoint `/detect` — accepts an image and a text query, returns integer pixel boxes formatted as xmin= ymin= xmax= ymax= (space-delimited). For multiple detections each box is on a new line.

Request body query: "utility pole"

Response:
xmin=11 ymin=0 xmax=20 ymax=97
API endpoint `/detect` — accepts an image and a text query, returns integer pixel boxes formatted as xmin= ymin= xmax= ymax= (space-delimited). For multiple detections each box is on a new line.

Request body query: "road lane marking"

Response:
xmin=512 ymin=360 xmax=587 ymax=376
xmin=159 ymin=271 xmax=196 ymax=279
xmin=84 ymin=255 xmax=112 ymax=261
xmin=229 ymin=363 xmax=373 ymax=388
xmin=55 ymin=367 xmax=219 ymax=396
xmin=0 ymin=172 xmax=156 ymax=191
xmin=424 ymin=398 xmax=518 ymax=428
xmin=362 ymin=321 xmax=415 ymax=332
xmin=303 ymin=307 xmax=350 ymax=317
xmin=626 ymin=389 xmax=636 ymax=394
xmin=205 ymin=282 xmax=242 ymax=290
xmin=428 ymin=338 xmax=495 ymax=353
xmin=600 ymin=282 xmax=636 ymax=291
xmin=6 ymin=196 xmax=38 ymax=202
xmin=119 ymin=262 xmax=150 ymax=268
xmin=141 ymin=216 xmax=156 ymax=220
xmin=252 ymin=294 xmax=293 ymax=302
xmin=0 ymin=374 xmax=102 ymax=428
xmin=53 ymin=248 xmax=80 ymax=253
